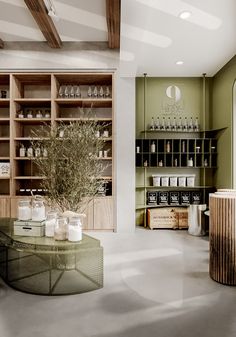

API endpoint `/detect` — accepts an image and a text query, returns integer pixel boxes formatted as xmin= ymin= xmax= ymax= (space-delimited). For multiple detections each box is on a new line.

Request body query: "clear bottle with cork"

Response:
xmin=161 ymin=117 xmax=166 ymax=130
xmin=177 ymin=117 xmax=182 ymax=131
xmin=166 ymin=140 xmax=171 ymax=153
xmin=183 ymin=117 xmax=188 ymax=131
xmin=156 ymin=117 xmax=160 ymax=130
xmin=172 ymin=117 xmax=177 ymax=131
xmin=150 ymin=141 xmax=156 ymax=153
xmin=166 ymin=117 xmax=171 ymax=131
xmin=188 ymin=117 xmax=193 ymax=132
xmin=150 ymin=117 xmax=155 ymax=130
xmin=194 ymin=117 xmax=199 ymax=131
xmin=19 ymin=144 xmax=26 ymax=157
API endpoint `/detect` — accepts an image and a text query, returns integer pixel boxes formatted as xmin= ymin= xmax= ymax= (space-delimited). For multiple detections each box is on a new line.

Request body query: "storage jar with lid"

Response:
xmin=68 ymin=216 xmax=82 ymax=242
xmin=54 ymin=217 xmax=68 ymax=241
xmin=18 ymin=200 xmax=31 ymax=221
xmin=32 ymin=199 xmax=46 ymax=221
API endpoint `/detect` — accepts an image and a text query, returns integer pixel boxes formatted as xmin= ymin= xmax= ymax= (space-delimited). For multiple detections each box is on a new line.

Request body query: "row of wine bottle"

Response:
xmin=150 ymin=116 xmax=200 ymax=132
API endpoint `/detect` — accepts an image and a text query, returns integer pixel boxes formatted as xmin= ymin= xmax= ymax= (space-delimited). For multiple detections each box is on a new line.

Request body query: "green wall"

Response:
xmin=212 ymin=56 xmax=236 ymax=188
xmin=136 ymin=77 xmax=205 ymax=136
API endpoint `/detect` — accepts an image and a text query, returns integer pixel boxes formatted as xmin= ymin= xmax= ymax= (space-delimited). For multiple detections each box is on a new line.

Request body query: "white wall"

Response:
xmin=0 ymin=42 xmax=136 ymax=232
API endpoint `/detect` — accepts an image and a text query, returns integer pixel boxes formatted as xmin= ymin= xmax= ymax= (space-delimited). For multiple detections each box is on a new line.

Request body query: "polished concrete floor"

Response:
xmin=0 ymin=228 xmax=236 ymax=337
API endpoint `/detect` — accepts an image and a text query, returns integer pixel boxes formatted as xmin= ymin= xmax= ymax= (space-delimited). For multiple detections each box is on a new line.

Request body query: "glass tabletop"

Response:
xmin=0 ymin=218 xmax=101 ymax=254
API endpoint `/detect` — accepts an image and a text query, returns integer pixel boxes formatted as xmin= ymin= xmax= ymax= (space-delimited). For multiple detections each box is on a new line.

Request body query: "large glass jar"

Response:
xmin=54 ymin=217 xmax=68 ymax=241
xmin=32 ymin=199 xmax=46 ymax=222
xmin=68 ymin=217 xmax=82 ymax=242
xmin=18 ymin=200 xmax=31 ymax=221
xmin=45 ymin=211 xmax=57 ymax=237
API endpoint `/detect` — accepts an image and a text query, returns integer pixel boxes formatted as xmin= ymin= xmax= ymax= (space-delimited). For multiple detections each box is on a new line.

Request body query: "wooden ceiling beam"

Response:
xmin=24 ymin=0 xmax=62 ymax=48
xmin=106 ymin=0 xmax=121 ymax=49
xmin=0 ymin=39 xmax=4 ymax=49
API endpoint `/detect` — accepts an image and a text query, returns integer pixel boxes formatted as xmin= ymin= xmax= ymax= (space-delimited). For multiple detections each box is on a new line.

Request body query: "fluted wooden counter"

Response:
xmin=209 ymin=193 xmax=236 ymax=285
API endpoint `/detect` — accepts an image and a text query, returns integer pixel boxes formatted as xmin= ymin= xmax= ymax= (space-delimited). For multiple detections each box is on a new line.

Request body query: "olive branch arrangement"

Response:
xmin=31 ymin=118 xmax=110 ymax=213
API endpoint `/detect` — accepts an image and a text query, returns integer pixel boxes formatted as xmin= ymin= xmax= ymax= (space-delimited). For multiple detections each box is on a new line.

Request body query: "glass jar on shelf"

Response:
xmin=32 ymin=198 xmax=46 ymax=221
xmin=68 ymin=216 xmax=83 ymax=242
xmin=54 ymin=217 xmax=68 ymax=241
xmin=45 ymin=210 xmax=58 ymax=237
xmin=36 ymin=110 xmax=43 ymax=118
xmin=18 ymin=199 xmax=31 ymax=221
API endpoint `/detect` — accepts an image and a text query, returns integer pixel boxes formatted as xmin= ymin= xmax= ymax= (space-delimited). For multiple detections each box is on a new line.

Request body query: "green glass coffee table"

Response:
xmin=0 ymin=218 xmax=103 ymax=295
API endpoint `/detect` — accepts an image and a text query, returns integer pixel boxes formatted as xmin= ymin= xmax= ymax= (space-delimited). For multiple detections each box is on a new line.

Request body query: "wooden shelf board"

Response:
xmin=14 ymin=99 xmax=51 ymax=106
xmin=136 ymin=166 xmax=215 ymax=169
xmin=0 ymin=137 xmax=10 ymax=141
xmin=136 ymin=204 xmax=189 ymax=210
xmin=55 ymin=98 xmax=112 ymax=107
xmin=14 ymin=137 xmax=49 ymax=141
xmin=140 ymin=127 xmax=227 ymax=134
xmin=14 ymin=176 xmax=45 ymax=180
xmin=55 ymin=117 xmax=112 ymax=121
xmin=14 ymin=118 xmax=51 ymax=124
xmin=0 ymin=157 xmax=10 ymax=160
xmin=0 ymin=99 xmax=10 ymax=106
xmin=0 ymin=176 xmax=10 ymax=179
xmin=136 ymin=186 xmax=214 ymax=189
xmin=0 ymin=118 xmax=10 ymax=123
xmin=13 ymin=74 xmax=51 ymax=83
xmin=99 ymin=157 xmax=112 ymax=160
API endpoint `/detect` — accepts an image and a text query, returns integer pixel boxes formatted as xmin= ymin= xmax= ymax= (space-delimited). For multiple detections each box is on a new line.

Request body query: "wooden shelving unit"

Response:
xmin=0 ymin=72 xmax=115 ymax=230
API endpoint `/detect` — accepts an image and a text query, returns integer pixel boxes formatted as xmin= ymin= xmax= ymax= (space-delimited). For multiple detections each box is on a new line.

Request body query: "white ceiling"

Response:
xmin=0 ymin=0 xmax=235 ymax=77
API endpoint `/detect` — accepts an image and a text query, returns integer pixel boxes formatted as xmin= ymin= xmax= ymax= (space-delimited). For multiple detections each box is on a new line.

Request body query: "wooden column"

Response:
xmin=209 ymin=194 xmax=236 ymax=285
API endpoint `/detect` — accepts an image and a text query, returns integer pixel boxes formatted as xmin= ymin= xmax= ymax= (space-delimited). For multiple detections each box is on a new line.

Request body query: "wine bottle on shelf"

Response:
xmin=194 ymin=117 xmax=199 ymax=131
xmin=35 ymin=147 xmax=41 ymax=157
xmin=166 ymin=117 xmax=171 ymax=131
xmin=19 ymin=144 xmax=26 ymax=157
xmin=87 ymin=86 xmax=92 ymax=97
xmin=27 ymin=146 xmax=33 ymax=157
xmin=161 ymin=117 xmax=166 ymax=130
xmin=183 ymin=117 xmax=188 ymax=131
xmin=150 ymin=141 xmax=156 ymax=153
xmin=172 ymin=117 xmax=177 ymax=131
xmin=177 ymin=117 xmax=182 ymax=131
xmin=166 ymin=141 xmax=171 ymax=153
xmin=150 ymin=117 xmax=155 ymax=130
xmin=156 ymin=117 xmax=160 ymax=130
xmin=188 ymin=117 xmax=193 ymax=132
xmin=182 ymin=140 xmax=186 ymax=153
xmin=93 ymin=86 xmax=98 ymax=98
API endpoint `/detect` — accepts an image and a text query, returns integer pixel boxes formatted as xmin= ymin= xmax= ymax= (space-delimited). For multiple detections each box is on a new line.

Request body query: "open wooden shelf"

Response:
xmin=0 ymin=71 xmax=115 ymax=230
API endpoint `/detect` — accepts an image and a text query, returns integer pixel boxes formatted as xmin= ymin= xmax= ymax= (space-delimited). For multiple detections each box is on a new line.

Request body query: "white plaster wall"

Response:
xmin=0 ymin=42 xmax=136 ymax=232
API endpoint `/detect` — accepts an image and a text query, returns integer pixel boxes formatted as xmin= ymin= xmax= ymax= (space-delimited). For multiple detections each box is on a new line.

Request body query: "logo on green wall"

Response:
xmin=166 ymin=86 xmax=181 ymax=102
xmin=161 ymin=85 xmax=184 ymax=115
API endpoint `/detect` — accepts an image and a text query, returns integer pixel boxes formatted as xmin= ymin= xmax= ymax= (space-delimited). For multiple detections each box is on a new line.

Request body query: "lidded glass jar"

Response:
xmin=68 ymin=216 xmax=82 ymax=242
xmin=54 ymin=217 xmax=68 ymax=241
xmin=18 ymin=200 xmax=31 ymax=221
xmin=45 ymin=211 xmax=57 ymax=237
xmin=32 ymin=199 xmax=46 ymax=221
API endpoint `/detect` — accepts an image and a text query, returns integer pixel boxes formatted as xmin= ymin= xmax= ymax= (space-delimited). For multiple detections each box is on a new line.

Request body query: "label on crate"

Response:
xmin=158 ymin=191 xmax=169 ymax=205
xmin=180 ymin=191 xmax=191 ymax=205
xmin=169 ymin=191 xmax=180 ymax=205
xmin=191 ymin=191 xmax=202 ymax=205
xmin=147 ymin=191 xmax=158 ymax=205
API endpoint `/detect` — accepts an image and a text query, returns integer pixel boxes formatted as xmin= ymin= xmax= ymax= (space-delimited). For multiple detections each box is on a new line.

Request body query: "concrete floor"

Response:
xmin=0 ymin=228 xmax=236 ymax=337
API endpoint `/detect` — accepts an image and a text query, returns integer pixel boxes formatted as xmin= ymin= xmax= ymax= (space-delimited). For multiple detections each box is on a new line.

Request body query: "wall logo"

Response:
xmin=166 ymin=85 xmax=181 ymax=102
xmin=160 ymin=84 xmax=184 ymax=115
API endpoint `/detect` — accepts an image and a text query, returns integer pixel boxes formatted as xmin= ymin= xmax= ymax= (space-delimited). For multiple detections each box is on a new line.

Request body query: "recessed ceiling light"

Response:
xmin=179 ymin=11 xmax=192 ymax=20
xmin=176 ymin=61 xmax=184 ymax=65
